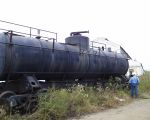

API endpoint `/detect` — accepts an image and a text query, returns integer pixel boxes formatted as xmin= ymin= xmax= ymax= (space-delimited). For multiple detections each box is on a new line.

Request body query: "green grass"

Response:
xmin=3 ymin=86 xmax=131 ymax=120
xmin=9 ymin=71 xmax=148 ymax=120
xmin=2 ymin=72 xmax=150 ymax=120
xmin=139 ymin=71 xmax=150 ymax=98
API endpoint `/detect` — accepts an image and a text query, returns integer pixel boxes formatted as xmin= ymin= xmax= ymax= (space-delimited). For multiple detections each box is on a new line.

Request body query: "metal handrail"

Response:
xmin=90 ymin=41 xmax=106 ymax=47
xmin=0 ymin=20 xmax=57 ymax=42
xmin=90 ymin=41 xmax=106 ymax=51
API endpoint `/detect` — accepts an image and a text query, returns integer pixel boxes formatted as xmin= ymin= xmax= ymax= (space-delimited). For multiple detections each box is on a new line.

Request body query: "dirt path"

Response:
xmin=72 ymin=99 xmax=150 ymax=120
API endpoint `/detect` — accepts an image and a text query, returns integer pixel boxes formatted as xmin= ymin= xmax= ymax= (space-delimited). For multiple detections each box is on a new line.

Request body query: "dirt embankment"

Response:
xmin=72 ymin=99 xmax=150 ymax=120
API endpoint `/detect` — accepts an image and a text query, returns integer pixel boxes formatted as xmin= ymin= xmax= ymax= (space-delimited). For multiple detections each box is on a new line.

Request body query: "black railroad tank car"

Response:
xmin=0 ymin=31 xmax=129 ymax=81
xmin=0 ymin=20 xmax=130 ymax=113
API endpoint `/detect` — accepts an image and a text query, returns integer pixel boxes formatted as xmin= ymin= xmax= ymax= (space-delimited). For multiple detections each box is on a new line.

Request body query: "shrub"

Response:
xmin=139 ymin=71 xmax=150 ymax=98
xmin=4 ymin=85 xmax=131 ymax=120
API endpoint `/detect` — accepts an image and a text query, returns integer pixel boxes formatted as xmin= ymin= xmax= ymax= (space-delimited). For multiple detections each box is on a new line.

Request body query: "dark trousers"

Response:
xmin=130 ymin=84 xmax=138 ymax=97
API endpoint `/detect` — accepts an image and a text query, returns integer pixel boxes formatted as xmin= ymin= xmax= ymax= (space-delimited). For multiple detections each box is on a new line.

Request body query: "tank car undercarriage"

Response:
xmin=0 ymin=74 xmax=129 ymax=116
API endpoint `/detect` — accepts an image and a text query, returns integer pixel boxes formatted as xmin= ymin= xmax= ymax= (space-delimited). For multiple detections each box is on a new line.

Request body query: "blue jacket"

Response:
xmin=129 ymin=75 xmax=140 ymax=85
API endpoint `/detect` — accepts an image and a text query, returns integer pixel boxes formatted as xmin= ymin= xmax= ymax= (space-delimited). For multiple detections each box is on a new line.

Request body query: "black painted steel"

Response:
xmin=0 ymin=32 xmax=129 ymax=81
xmin=65 ymin=34 xmax=89 ymax=50
xmin=0 ymin=20 xmax=130 ymax=114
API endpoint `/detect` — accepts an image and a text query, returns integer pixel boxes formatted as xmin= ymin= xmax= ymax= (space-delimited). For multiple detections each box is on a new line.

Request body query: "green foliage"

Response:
xmin=4 ymin=86 xmax=130 ymax=120
xmin=139 ymin=71 xmax=150 ymax=98
xmin=3 ymin=72 xmax=150 ymax=120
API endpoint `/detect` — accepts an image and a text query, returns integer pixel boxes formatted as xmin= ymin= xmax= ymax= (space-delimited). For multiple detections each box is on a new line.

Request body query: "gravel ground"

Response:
xmin=71 ymin=99 xmax=150 ymax=120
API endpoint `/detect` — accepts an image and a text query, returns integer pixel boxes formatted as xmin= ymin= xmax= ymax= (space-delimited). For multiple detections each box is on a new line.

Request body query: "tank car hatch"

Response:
xmin=65 ymin=31 xmax=89 ymax=50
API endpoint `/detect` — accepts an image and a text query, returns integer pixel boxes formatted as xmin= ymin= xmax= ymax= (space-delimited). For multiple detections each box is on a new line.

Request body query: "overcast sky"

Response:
xmin=0 ymin=0 xmax=150 ymax=70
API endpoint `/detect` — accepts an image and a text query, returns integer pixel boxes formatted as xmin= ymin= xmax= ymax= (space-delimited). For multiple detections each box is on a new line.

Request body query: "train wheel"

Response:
xmin=26 ymin=95 xmax=38 ymax=113
xmin=19 ymin=94 xmax=38 ymax=114
xmin=0 ymin=91 xmax=16 ymax=116
xmin=0 ymin=91 xmax=16 ymax=98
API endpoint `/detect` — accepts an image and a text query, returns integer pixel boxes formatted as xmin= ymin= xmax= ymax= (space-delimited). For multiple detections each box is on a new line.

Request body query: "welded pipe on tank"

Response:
xmin=70 ymin=31 xmax=89 ymax=36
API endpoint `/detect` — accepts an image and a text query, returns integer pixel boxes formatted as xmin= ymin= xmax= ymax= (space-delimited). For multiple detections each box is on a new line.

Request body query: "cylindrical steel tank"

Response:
xmin=0 ymin=32 xmax=129 ymax=81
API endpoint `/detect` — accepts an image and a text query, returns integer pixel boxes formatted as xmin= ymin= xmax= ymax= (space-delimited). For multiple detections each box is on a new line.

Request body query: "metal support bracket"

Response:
xmin=24 ymin=75 xmax=41 ymax=93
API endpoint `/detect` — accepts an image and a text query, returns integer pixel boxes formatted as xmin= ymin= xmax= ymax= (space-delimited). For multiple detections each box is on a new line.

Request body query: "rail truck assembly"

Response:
xmin=0 ymin=20 xmax=130 ymax=114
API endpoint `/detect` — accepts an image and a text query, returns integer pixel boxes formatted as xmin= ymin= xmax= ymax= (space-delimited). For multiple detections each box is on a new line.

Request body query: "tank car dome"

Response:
xmin=65 ymin=31 xmax=89 ymax=50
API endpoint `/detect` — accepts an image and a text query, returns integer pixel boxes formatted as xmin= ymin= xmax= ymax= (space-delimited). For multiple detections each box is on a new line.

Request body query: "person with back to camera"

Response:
xmin=129 ymin=72 xmax=140 ymax=98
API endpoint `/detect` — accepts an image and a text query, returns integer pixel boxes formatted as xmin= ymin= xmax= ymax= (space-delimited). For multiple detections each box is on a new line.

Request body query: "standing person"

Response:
xmin=129 ymin=72 xmax=140 ymax=98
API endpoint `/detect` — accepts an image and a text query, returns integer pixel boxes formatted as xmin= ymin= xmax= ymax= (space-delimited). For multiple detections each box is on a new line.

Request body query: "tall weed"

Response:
xmin=4 ymin=85 xmax=131 ymax=120
xmin=139 ymin=71 xmax=150 ymax=98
